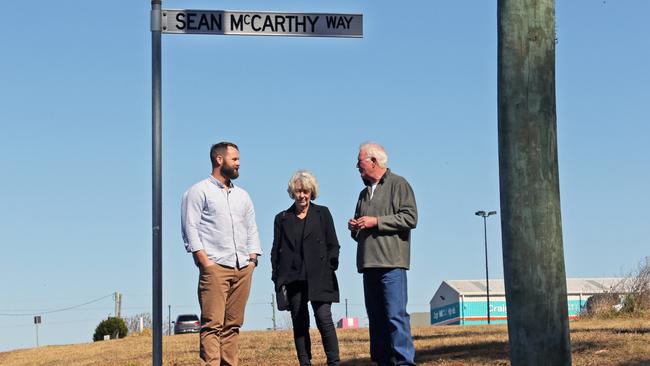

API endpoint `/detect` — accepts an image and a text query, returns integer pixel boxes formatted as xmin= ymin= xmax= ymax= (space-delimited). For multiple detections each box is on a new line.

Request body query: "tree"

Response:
xmin=123 ymin=313 xmax=153 ymax=334
xmin=617 ymin=257 xmax=650 ymax=314
xmin=93 ymin=317 xmax=128 ymax=341
xmin=498 ymin=0 xmax=572 ymax=364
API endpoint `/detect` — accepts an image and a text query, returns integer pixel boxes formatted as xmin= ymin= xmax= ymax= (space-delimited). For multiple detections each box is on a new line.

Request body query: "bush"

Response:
xmin=582 ymin=293 xmax=621 ymax=318
xmin=93 ymin=317 xmax=128 ymax=341
xmin=581 ymin=257 xmax=650 ymax=319
xmin=618 ymin=257 xmax=650 ymax=315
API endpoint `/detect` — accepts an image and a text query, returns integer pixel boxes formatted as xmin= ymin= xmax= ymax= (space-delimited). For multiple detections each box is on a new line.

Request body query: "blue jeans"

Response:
xmin=363 ymin=268 xmax=415 ymax=366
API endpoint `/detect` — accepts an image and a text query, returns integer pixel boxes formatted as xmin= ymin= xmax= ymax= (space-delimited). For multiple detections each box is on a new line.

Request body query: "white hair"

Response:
xmin=287 ymin=170 xmax=319 ymax=200
xmin=359 ymin=142 xmax=388 ymax=168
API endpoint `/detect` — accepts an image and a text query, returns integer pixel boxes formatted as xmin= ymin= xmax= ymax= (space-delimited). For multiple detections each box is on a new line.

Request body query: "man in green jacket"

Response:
xmin=348 ymin=142 xmax=417 ymax=366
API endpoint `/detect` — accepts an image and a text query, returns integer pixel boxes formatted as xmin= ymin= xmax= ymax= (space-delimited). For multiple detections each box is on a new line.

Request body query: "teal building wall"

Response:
xmin=431 ymin=298 xmax=588 ymax=326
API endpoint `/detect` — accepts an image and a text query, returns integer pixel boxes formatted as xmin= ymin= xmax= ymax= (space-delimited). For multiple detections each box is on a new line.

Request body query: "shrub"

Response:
xmin=581 ymin=293 xmax=621 ymax=318
xmin=618 ymin=257 xmax=650 ymax=315
xmin=581 ymin=257 xmax=650 ymax=318
xmin=93 ymin=317 xmax=128 ymax=341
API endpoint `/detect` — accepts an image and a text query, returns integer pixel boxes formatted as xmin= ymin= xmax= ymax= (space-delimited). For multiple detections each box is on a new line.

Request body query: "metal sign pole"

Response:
xmin=151 ymin=1 xmax=163 ymax=365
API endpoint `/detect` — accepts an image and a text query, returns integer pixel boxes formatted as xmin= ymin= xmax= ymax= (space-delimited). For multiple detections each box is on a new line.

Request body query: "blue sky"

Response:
xmin=1 ymin=0 xmax=648 ymax=352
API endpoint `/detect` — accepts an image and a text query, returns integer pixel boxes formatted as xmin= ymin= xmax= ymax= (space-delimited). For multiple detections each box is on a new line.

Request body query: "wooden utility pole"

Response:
xmin=498 ymin=0 xmax=571 ymax=365
xmin=114 ymin=292 xmax=122 ymax=318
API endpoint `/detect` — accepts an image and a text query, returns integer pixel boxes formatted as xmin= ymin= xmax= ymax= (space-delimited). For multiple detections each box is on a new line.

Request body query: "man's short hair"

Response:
xmin=210 ymin=142 xmax=239 ymax=168
xmin=287 ymin=170 xmax=319 ymax=200
xmin=360 ymin=142 xmax=388 ymax=168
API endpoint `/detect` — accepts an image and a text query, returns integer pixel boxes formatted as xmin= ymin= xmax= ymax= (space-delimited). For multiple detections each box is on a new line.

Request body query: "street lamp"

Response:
xmin=475 ymin=210 xmax=497 ymax=324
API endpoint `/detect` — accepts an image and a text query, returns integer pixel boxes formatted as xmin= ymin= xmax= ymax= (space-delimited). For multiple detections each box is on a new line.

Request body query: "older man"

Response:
xmin=181 ymin=142 xmax=262 ymax=366
xmin=348 ymin=142 xmax=418 ymax=366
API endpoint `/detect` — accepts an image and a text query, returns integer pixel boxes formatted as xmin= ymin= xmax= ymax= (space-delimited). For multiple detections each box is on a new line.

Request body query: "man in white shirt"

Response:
xmin=181 ymin=142 xmax=262 ymax=366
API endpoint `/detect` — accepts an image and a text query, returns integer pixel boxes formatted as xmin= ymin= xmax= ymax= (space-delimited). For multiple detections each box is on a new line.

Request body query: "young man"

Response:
xmin=181 ymin=142 xmax=262 ymax=366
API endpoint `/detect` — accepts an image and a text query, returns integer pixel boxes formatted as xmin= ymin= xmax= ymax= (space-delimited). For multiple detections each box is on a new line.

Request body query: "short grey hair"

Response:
xmin=359 ymin=142 xmax=388 ymax=168
xmin=287 ymin=170 xmax=319 ymax=200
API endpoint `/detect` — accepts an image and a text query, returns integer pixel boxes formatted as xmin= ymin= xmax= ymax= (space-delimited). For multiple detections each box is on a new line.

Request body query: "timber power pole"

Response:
xmin=114 ymin=292 xmax=122 ymax=318
xmin=498 ymin=0 xmax=572 ymax=365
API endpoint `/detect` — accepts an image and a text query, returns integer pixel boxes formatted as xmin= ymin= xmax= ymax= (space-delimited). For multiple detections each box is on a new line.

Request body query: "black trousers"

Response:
xmin=287 ymin=281 xmax=340 ymax=366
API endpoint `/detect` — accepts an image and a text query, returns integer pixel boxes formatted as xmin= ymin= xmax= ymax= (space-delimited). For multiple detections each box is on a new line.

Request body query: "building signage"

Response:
xmin=162 ymin=10 xmax=363 ymax=38
xmin=431 ymin=303 xmax=460 ymax=324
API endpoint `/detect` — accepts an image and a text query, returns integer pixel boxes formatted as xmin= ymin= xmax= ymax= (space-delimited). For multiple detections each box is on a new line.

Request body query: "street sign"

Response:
xmin=34 ymin=316 xmax=41 ymax=324
xmin=162 ymin=10 xmax=363 ymax=38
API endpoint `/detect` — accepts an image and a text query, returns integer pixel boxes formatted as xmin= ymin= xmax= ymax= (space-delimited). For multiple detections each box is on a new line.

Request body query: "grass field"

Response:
xmin=1 ymin=317 xmax=648 ymax=365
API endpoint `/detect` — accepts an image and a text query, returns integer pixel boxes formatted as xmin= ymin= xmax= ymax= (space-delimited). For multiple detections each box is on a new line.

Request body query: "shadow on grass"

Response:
xmin=412 ymin=329 xmax=505 ymax=342
xmin=613 ymin=328 xmax=650 ymax=334
xmin=340 ymin=340 xmax=509 ymax=365
xmin=569 ymin=340 xmax=602 ymax=354
xmin=617 ymin=360 xmax=650 ymax=366
xmin=340 ymin=356 xmax=374 ymax=365
xmin=416 ymin=340 xmax=509 ymax=363
xmin=571 ymin=327 xmax=650 ymax=335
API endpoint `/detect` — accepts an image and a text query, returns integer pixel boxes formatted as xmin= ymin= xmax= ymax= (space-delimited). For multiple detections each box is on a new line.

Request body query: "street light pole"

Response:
xmin=475 ymin=210 xmax=497 ymax=324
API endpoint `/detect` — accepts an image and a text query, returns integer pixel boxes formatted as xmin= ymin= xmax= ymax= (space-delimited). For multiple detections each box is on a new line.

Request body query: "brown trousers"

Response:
xmin=198 ymin=263 xmax=254 ymax=366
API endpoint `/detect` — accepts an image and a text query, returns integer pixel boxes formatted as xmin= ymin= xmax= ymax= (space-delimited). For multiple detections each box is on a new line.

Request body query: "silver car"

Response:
xmin=173 ymin=314 xmax=200 ymax=334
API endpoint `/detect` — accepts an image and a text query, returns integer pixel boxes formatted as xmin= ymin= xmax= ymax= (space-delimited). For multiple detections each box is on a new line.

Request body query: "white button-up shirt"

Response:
xmin=181 ymin=176 xmax=262 ymax=268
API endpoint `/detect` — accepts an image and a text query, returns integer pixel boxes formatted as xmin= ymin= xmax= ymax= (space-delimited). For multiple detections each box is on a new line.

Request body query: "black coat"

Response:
xmin=271 ymin=203 xmax=340 ymax=303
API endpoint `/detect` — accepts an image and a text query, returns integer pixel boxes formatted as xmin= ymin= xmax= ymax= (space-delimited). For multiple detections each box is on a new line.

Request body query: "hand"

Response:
xmin=348 ymin=218 xmax=359 ymax=231
xmin=192 ymin=250 xmax=214 ymax=269
xmin=199 ymin=259 xmax=215 ymax=269
xmin=329 ymin=257 xmax=339 ymax=271
xmin=355 ymin=216 xmax=378 ymax=230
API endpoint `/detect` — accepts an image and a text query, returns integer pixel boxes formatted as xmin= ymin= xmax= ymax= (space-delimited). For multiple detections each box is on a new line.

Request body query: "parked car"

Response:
xmin=173 ymin=314 xmax=200 ymax=334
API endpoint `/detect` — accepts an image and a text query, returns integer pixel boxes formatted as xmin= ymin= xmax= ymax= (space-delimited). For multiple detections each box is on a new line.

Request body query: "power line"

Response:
xmin=0 ymin=293 xmax=114 ymax=317
xmin=0 ymin=318 xmax=101 ymax=329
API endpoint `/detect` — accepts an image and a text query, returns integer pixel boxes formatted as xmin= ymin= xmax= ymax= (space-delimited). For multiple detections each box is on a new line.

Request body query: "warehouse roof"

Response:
xmin=442 ymin=278 xmax=625 ymax=296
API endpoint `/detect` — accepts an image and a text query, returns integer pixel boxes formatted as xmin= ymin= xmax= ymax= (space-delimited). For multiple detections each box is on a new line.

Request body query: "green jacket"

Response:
xmin=352 ymin=169 xmax=418 ymax=272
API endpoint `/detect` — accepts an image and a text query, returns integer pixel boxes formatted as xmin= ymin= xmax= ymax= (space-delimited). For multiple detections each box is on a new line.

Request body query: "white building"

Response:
xmin=429 ymin=278 xmax=623 ymax=325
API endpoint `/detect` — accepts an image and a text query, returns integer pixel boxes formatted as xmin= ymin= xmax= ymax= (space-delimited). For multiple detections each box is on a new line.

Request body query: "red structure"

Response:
xmin=337 ymin=317 xmax=359 ymax=329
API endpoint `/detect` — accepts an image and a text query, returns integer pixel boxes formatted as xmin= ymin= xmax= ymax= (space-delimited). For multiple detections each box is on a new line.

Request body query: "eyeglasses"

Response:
xmin=356 ymin=157 xmax=373 ymax=167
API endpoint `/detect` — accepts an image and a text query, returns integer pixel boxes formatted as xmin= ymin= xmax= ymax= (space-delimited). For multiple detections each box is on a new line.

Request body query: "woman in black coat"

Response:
xmin=271 ymin=170 xmax=340 ymax=366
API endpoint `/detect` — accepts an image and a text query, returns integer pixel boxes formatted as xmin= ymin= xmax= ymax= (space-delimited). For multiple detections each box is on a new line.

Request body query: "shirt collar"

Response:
xmin=379 ymin=168 xmax=391 ymax=183
xmin=365 ymin=168 xmax=390 ymax=187
xmin=208 ymin=175 xmax=234 ymax=189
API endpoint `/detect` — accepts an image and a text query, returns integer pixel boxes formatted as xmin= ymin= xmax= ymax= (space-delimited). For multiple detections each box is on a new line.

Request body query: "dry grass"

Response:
xmin=1 ymin=317 xmax=649 ymax=365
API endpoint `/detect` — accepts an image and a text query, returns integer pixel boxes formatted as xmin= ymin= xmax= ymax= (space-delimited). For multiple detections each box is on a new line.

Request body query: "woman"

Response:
xmin=271 ymin=170 xmax=341 ymax=366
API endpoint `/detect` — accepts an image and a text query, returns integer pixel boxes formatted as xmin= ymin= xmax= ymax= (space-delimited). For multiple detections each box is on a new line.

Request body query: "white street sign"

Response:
xmin=162 ymin=9 xmax=363 ymax=38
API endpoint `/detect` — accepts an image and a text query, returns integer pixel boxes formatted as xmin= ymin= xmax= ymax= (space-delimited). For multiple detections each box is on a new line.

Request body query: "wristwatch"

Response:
xmin=249 ymin=257 xmax=258 ymax=267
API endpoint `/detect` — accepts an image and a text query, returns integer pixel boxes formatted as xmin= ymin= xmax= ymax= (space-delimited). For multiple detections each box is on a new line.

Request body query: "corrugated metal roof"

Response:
xmin=443 ymin=278 xmax=625 ymax=296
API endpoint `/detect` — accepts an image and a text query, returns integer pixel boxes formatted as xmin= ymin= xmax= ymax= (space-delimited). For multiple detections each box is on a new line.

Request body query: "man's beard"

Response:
xmin=222 ymin=165 xmax=239 ymax=180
